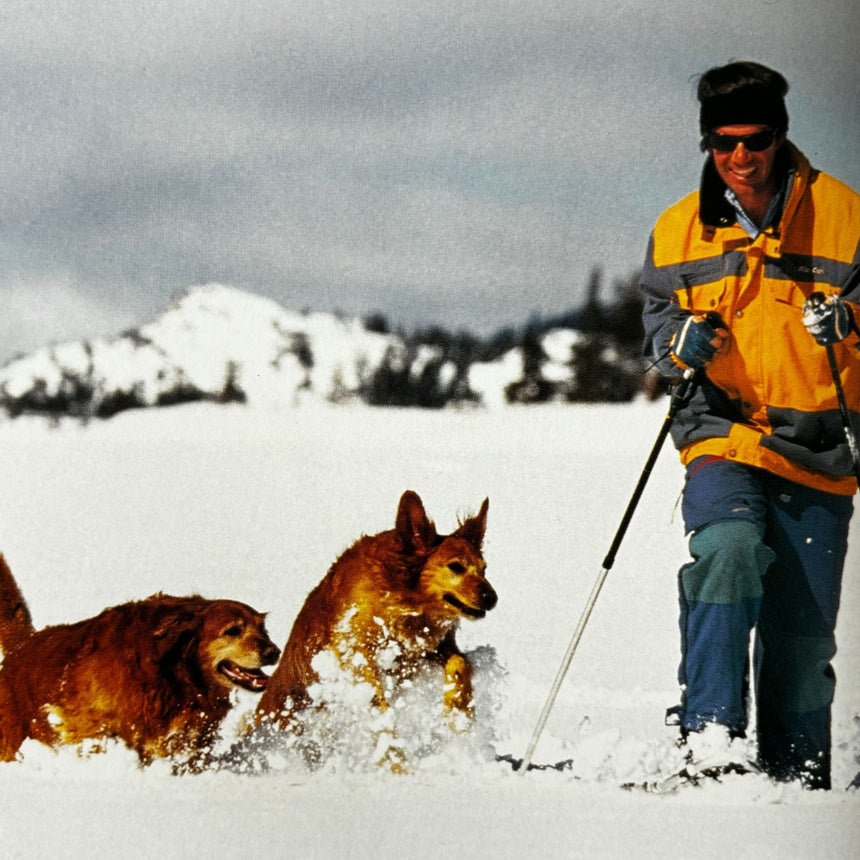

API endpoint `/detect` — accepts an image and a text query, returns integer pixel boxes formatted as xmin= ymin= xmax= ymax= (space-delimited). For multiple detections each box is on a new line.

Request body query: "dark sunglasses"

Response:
xmin=703 ymin=128 xmax=778 ymax=152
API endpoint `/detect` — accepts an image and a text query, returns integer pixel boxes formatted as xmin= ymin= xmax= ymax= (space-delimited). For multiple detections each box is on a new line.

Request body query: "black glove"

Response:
xmin=802 ymin=292 xmax=855 ymax=346
xmin=670 ymin=313 xmax=729 ymax=370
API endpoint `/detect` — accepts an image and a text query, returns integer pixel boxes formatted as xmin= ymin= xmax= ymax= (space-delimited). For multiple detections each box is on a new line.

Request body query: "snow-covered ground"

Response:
xmin=0 ymin=400 xmax=857 ymax=858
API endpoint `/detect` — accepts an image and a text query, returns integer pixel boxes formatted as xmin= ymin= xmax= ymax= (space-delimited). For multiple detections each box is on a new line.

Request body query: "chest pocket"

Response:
xmin=770 ymin=279 xmax=839 ymax=309
xmin=676 ymin=281 xmax=726 ymax=315
xmin=673 ymin=249 xmax=746 ymax=316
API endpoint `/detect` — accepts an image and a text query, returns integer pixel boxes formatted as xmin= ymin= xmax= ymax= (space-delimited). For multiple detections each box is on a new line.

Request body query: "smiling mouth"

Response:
xmin=443 ymin=594 xmax=486 ymax=619
xmin=727 ymin=161 xmax=762 ymax=180
xmin=218 ymin=660 xmax=270 ymax=692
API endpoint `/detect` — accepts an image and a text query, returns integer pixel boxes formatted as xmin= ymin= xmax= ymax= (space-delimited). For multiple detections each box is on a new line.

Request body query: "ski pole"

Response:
xmin=517 ymin=367 xmax=695 ymax=773
xmin=825 ymin=344 xmax=860 ymax=484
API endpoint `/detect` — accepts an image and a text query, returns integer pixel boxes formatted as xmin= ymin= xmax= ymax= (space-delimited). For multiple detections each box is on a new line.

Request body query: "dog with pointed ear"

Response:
xmin=253 ymin=490 xmax=497 ymax=762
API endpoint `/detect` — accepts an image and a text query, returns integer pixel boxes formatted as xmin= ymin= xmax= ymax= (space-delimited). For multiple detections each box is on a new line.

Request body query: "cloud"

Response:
xmin=0 ymin=276 xmax=137 ymax=360
xmin=0 ymin=1 xmax=858 ymax=361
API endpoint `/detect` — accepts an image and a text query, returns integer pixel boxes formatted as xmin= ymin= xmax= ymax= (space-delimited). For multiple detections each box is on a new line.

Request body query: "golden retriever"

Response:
xmin=253 ymin=490 xmax=497 ymax=767
xmin=0 ymin=561 xmax=280 ymax=770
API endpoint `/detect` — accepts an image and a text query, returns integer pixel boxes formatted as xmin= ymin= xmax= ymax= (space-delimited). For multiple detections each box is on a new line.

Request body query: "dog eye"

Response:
xmin=223 ymin=625 xmax=243 ymax=637
xmin=447 ymin=562 xmax=466 ymax=575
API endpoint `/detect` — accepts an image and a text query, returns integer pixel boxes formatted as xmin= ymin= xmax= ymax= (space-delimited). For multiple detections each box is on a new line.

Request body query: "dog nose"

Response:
xmin=262 ymin=642 xmax=281 ymax=665
xmin=480 ymin=582 xmax=498 ymax=611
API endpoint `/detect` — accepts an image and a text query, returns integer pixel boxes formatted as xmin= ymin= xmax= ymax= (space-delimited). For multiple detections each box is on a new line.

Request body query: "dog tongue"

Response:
xmin=220 ymin=662 xmax=269 ymax=690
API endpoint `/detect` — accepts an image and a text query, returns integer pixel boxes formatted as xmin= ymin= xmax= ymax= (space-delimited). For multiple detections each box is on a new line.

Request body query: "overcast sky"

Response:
xmin=1 ymin=0 xmax=858 ymax=362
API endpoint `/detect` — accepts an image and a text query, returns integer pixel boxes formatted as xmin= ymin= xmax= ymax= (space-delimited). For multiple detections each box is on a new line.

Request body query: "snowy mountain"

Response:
xmin=0 ymin=283 xmax=646 ymax=420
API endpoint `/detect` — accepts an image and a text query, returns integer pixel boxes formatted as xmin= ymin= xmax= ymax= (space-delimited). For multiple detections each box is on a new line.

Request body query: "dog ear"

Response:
xmin=395 ymin=490 xmax=437 ymax=554
xmin=453 ymin=498 xmax=489 ymax=549
xmin=0 ymin=554 xmax=34 ymax=647
xmin=153 ymin=610 xmax=202 ymax=661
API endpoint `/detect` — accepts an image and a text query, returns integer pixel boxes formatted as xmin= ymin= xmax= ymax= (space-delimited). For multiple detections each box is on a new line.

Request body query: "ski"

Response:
xmin=622 ymin=759 xmax=759 ymax=794
xmin=496 ymin=753 xmax=574 ymax=772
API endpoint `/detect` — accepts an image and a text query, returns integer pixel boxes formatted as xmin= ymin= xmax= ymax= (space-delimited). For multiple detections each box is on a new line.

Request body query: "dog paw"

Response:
xmin=376 ymin=743 xmax=410 ymax=774
xmin=443 ymin=653 xmax=474 ymax=720
xmin=444 ymin=703 xmax=475 ymax=734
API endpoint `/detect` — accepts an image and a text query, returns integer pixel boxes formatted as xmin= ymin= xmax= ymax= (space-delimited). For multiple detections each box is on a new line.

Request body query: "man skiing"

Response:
xmin=640 ymin=61 xmax=860 ymax=789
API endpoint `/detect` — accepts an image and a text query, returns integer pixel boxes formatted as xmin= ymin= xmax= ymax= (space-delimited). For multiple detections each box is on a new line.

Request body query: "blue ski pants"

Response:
xmin=676 ymin=456 xmax=853 ymax=789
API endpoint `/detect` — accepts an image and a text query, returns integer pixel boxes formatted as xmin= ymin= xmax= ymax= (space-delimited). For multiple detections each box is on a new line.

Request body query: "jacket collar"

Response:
xmin=698 ymin=141 xmax=804 ymax=230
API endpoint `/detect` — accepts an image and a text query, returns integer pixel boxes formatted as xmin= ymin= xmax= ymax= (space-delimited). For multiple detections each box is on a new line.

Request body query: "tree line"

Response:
xmin=360 ymin=267 xmax=656 ymax=407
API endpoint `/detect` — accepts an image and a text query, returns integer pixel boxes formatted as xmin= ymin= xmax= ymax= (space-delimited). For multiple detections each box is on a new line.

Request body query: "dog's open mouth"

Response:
xmin=218 ymin=660 xmax=270 ymax=692
xmin=443 ymin=594 xmax=486 ymax=619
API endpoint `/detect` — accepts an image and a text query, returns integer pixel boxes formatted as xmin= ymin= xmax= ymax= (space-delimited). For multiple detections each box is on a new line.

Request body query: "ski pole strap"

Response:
xmin=667 ymin=367 xmax=696 ymax=416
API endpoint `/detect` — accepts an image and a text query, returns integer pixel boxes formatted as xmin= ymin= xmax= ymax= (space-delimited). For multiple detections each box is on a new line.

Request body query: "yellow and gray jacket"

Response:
xmin=641 ymin=142 xmax=860 ymax=495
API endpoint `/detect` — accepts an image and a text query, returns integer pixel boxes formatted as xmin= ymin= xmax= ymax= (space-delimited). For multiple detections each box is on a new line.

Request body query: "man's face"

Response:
xmin=710 ymin=123 xmax=781 ymax=199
